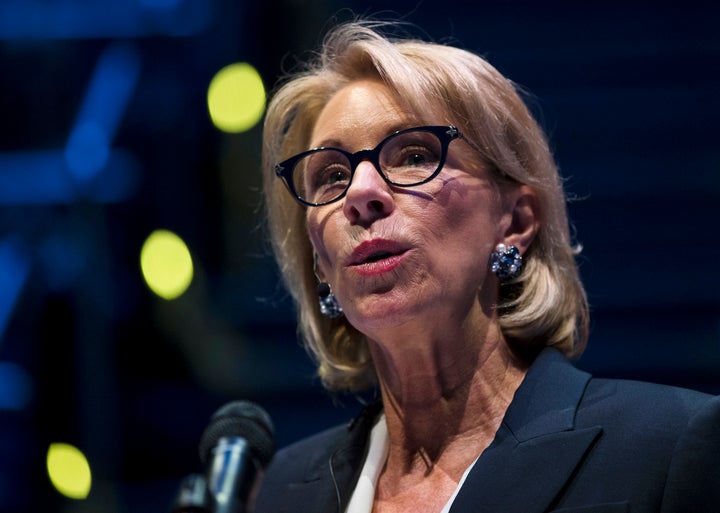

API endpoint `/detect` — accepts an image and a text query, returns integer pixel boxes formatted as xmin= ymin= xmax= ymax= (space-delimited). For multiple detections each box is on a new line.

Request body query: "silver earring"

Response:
xmin=314 ymin=254 xmax=343 ymax=318
xmin=490 ymin=243 xmax=522 ymax=282
xmin=317 ymin=282 xmax=344 ymax=318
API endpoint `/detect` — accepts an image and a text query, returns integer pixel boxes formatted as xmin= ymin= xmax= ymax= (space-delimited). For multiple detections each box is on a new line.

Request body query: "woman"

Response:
xmin=253 ymin=21 xmax=719 ymax=513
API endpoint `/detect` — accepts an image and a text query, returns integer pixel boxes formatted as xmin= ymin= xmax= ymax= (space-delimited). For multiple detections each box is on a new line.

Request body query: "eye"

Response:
xmin=299 ymin=151 xmax=352 ymax=201
xmin=309 ymin=165 xmax=350 ymax=202
xmin=402 ymin=149 xmax=432 ymax=167
xmin=319 ymin=166 xmax=351 ymax=186
xmin=381 ymin=130 xmax=443 ymax=172
xmin=391 ymin=144 xmax=439 ymax=169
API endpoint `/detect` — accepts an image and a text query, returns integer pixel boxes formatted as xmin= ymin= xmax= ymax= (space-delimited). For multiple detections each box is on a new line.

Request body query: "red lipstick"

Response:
xmin=347 ymin=239 xmax=409 ymax=276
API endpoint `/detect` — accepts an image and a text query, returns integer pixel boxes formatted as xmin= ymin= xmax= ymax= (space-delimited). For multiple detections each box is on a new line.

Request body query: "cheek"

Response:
xmin=305 ymin=208 xmax=337 ymax=271
xmin=433 ymin=177 xmax=500 ymax=229
xmin=429 ymin=180 xmax=505 ymax=260
xmin=305 ymin=215 xmax=321 ymax=247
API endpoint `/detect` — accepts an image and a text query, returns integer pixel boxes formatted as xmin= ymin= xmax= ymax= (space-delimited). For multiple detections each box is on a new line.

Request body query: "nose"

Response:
xmin=342 ymin=160 xmax=394 ymax=225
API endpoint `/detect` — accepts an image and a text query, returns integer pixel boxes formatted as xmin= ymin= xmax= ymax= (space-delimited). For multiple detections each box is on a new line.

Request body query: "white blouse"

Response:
xmin=345 ymin=414 xmax=479 ymax=513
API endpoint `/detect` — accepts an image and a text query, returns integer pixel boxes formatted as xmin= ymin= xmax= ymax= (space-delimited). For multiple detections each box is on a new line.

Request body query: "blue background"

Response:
xmin=0 ymin=1 xmax=718 ymax=512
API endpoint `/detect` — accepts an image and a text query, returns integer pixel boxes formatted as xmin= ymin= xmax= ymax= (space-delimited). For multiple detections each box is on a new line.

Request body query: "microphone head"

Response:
xmin=198 ymin=400 xmax=275 ymax=469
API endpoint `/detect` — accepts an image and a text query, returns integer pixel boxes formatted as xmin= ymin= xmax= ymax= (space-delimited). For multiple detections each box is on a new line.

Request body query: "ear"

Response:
xmin=501 ymin=185 xmax=540 ymax=254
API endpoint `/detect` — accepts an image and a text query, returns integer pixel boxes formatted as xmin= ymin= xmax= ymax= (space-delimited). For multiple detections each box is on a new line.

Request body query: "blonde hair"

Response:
xmin=262 ymin=21 xmax=589 ymax=391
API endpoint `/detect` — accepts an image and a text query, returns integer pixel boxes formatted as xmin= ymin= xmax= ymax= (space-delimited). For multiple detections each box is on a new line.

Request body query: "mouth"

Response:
xmin=348 ymin=239 xmax=409 ymax=267
xmin=363 ymin=250 xmax=395 ymax=263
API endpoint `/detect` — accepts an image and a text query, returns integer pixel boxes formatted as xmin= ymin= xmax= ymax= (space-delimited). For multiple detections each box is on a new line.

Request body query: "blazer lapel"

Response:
xmin=451 ymin=349 xmax=602 ymax=513
xmin=277 ymin=401 xmax=380 ymax=513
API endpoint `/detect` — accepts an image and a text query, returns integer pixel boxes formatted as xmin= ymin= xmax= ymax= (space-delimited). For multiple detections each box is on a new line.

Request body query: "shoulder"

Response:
xmin=253 ymin=423 xmax=350 ymax=513
xmin=266 ymin=400 xmax=380 ymax=474
xmin=576 ymin=376 xmax=716 ymax=453
xmin=656 ymin=391 xmax=720 ymax=510
xmin=574 ymin=376 xmax=720 ymax=510
xmin=255 ymin=402 xmax=380 ymax=513
xmin=579 ymin=377 xmax=714 ymax=431
xmin=263 ymin=422 xmax=350 ymax=484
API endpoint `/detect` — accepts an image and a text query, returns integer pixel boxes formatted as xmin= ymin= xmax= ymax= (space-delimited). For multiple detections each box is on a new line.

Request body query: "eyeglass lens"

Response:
xmin=292 ymin=129 xmax=445 ymax=205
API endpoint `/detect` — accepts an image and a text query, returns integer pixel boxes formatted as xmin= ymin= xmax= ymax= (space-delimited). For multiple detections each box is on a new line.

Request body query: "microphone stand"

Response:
xmin=170 ymin=473 xmax=211 ymax=513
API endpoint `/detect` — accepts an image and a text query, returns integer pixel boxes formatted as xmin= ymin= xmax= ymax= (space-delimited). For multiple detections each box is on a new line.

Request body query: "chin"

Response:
xmin=345 ymin=295 xmax=425 ymax=335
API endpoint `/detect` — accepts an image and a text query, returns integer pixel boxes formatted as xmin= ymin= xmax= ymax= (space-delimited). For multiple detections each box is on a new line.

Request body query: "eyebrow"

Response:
xmin=309 ymin=138 xmax=344 ymax=150
xmin=308 ymin=122 xmax=417 ymax=152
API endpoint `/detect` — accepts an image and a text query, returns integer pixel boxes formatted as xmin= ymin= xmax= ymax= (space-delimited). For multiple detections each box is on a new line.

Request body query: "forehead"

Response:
xmin=310 ymin=80 xmax=421 ymax=150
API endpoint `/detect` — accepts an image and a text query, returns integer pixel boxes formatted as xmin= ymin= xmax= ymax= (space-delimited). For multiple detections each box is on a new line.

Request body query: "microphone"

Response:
xmin=198 ymin=401 xmax=276 ymax=513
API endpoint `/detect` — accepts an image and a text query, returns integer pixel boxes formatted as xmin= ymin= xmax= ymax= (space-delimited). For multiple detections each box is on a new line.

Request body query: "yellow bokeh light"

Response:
xmin=207 ymin=62 xmax=266 ymax=133
xmin=47 ymin=443 xmax=92 ymax=500
xmin=140 ymin=229 xmax=194 ymax=300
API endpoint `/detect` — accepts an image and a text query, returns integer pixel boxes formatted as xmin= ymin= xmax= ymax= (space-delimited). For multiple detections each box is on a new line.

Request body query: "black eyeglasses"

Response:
xmin=274 ymin=125 xmax=462 ymax=207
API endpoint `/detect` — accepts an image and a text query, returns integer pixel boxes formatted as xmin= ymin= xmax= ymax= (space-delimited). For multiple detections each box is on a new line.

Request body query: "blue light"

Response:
xmin=0 ymin=0 xmax=211 ymax=39
xmin=139 ymin=0 xmax=182 ymax=10
xmin=65 ymin=42 xmax=140 ymax=183
xmin=38 ymin=232 xmax=87 ymax=293
xmin=65 ymin=122 xmax=110 ymax=182
xmin=0 ymin=240 xmax=30 ymax=343
xmin=0 ymin=40 xmax=142 ymax=204
xmin=0 ymin=149 xmax=140 ymax=205
xmin=0 ymin=151 xmax=75 ymax=204
xmin=0 ymin=362 xmax=33 ymax=410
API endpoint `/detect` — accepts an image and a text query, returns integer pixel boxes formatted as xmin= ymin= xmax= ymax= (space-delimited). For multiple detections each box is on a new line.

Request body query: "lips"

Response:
xmin=348 ymin=239 xmax=409 ymax=267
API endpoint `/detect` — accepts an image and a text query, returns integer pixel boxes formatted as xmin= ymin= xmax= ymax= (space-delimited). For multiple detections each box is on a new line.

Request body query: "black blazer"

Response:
xmin=254 ymin=348 xmax=720 ymax=512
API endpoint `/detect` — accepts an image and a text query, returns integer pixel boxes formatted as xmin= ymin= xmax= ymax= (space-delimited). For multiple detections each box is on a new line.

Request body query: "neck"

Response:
xmin=369 ymin=321 xmax=527 ymax=477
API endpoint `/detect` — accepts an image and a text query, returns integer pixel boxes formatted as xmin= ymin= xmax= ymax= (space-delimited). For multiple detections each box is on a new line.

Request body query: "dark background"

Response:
xmin=0 ymin=1 xmax=718 ymax=512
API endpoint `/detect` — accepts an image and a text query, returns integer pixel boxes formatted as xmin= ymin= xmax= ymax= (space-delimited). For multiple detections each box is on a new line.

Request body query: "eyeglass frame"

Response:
xmin=274 ymin=125 xmax=463 ymax=207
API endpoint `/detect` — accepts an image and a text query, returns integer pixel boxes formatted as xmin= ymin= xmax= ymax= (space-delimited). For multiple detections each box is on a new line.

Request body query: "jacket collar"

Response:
xmin=324 ymin=348 xmax=600 ymax=513
xmin=294 ymin=400 xmax=382 ymax=513
xmin=450 ymin=347 xmax=600 ymax=513
xmin=504 ymin=346 xmax=592 ymax=441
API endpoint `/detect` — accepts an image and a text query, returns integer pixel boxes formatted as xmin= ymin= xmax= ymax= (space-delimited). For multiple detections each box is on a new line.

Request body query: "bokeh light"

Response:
xmin=46 ymin=443 xmax=92 ymax=500
xmin=140 ymin=229 xmax=193 ymax=300
xmin=0 ymin=362 xmax=33 ymax=410
xmin=207 ymin=62 xmax=265 ymax=133
xmin=64 ymin=121 xmax=110 ymax=182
